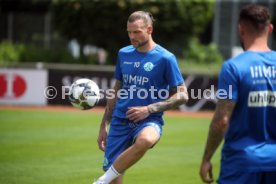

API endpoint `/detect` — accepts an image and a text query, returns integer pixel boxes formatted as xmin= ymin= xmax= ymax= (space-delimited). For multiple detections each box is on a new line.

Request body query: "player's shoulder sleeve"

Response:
xmin=114 ymin=58 xmax=122 ymax=81
xmin=164 ymin=52 xmax=184 ymax=88
xmin=114 ymin=50 xmax=123 ymax=81
xmin=114 ymin=45 xmax=135 ymax=81
xmin=218 ymin=59 xmax=240 ymax=101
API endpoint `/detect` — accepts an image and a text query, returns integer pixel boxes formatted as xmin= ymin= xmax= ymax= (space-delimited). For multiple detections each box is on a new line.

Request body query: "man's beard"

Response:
xmin=135 ymin=40 xmax=149 ymax=48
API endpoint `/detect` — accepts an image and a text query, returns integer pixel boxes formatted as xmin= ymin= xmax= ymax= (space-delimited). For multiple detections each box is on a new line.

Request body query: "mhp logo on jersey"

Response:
xmin=123 ymin=74 xmax=149 ymax=86
xmin=248 ymin=91 xmax=276 ymax=107
xmin=250 ymin=66 xmax=276 ymax=78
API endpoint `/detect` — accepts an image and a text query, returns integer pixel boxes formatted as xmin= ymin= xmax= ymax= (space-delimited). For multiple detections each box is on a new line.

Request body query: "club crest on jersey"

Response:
xmin=143 ymin=62 xmax=154 ymax=71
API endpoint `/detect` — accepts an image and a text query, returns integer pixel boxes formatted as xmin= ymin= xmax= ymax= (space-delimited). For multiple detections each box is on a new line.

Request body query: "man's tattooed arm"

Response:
xmin=147 ymin=83 xmax=189 ymax=113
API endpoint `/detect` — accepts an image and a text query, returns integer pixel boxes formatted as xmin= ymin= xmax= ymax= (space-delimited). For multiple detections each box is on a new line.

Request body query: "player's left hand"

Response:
xmin=126 ymin=106 xmax=150 ymax=123
xmin=199 ymin=160 xmax=214 ymax=183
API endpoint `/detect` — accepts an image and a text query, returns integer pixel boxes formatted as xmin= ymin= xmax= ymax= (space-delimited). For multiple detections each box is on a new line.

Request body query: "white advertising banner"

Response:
xmin=0 ymin=69 xmax=48 ymax=105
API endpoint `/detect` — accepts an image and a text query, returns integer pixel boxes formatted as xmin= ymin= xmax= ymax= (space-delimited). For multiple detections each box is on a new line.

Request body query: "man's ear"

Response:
xmin=238 ymin=23 xmax=245 ymax=36
xmin=147 ymin=25 xmax=153 ymax=34
xmin=268 ymin=23 xmax=273 ymax=34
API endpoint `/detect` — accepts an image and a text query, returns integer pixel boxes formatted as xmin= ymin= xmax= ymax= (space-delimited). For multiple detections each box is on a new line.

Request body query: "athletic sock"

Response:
xmin=98 ymin=165 xmax=120 ymax=183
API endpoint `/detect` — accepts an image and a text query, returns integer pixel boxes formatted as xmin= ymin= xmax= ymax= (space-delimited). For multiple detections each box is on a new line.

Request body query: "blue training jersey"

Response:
xmin=112 ymin=44 xmax=184 ymax=124
xmin=218 ymin=51 xmax=276 ymax=172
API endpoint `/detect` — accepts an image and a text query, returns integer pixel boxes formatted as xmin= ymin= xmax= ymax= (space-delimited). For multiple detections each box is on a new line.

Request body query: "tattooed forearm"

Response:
xmin=147 ymin=84 xmax=188 ymax=113
xmin=101 ymin=80 xmax=121 ymax=126
xmin=202 ymin=100 xmax=236 ymax=161
xmin=101 ymin=99 xmax=117 ymax=124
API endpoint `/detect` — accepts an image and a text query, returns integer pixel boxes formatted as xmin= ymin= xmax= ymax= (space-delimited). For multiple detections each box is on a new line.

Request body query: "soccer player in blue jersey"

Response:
xmin=93 ymin=11 xmax=189 ymax=184
xmin=200 ymin=4 xmax=276 ymax=184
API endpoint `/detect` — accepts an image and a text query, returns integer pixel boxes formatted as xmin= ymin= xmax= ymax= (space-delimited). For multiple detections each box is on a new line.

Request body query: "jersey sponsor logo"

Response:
xmin=123 ymin=61 xmax=132 ymax=65
xmin=143 ymin=62 xmax=154 ymax=71
xmin=248 ymin=91 xmax=276 ymax=107
xmin=123 ymin=74 xmax=149 ymax=86
xmin=250 ymin=66 xmax=276 ymax=78
xmin=123 ymin=61 xmax=140 ymax=68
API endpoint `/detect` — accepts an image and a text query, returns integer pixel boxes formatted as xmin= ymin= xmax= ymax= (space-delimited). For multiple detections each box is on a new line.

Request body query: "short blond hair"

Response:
xmin=128 ymin=11 xmax=155 ymax=26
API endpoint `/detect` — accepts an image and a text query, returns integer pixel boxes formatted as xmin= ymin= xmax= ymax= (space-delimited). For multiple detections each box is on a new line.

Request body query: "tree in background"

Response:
xmin=51 ymin=0 xmax=215 ymax=64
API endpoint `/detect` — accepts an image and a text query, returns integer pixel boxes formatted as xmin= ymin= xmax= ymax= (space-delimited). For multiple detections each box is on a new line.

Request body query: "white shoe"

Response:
xmin=93 ymin=180 xmax=107 ymax=184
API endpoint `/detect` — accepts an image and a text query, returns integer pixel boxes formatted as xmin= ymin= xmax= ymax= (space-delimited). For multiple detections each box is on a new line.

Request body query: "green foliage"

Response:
xmin=1 ymin=1 xmax=216 ymax=65
xmin=51 ymin=0 xmax=215 ymax=62
xmin=0 ymin=41 xmax=24 ymax=64
xmin=0 ymin=41 xmax=99 ymax=65
xmin=19 ymin=45 xmax=78 ymax=64
xmin=177 ymin=37 xmax=224 ymax=75
xmin=185 ymin=37 xmax=223 ymax=65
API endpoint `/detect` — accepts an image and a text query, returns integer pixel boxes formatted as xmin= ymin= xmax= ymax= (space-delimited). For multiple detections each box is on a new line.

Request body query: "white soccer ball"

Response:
xmin=69 ymin=78 xmax=100 ymax=110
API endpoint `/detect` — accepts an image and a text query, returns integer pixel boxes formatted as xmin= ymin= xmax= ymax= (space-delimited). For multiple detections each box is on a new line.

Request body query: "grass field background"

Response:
xmin=0 ymin=108 xmax=220 ymax=184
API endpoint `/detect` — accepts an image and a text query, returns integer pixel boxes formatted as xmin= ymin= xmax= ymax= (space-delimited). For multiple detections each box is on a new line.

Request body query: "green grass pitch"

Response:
xmin=0 ymin=108 xmax=220 ymax=184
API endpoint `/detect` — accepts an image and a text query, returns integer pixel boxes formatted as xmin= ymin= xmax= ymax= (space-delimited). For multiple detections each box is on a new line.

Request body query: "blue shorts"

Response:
xmin=102 ymin=117 xmax=163 ymax=171
xmin=218 ymin=170 xmax=276 ymax=184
